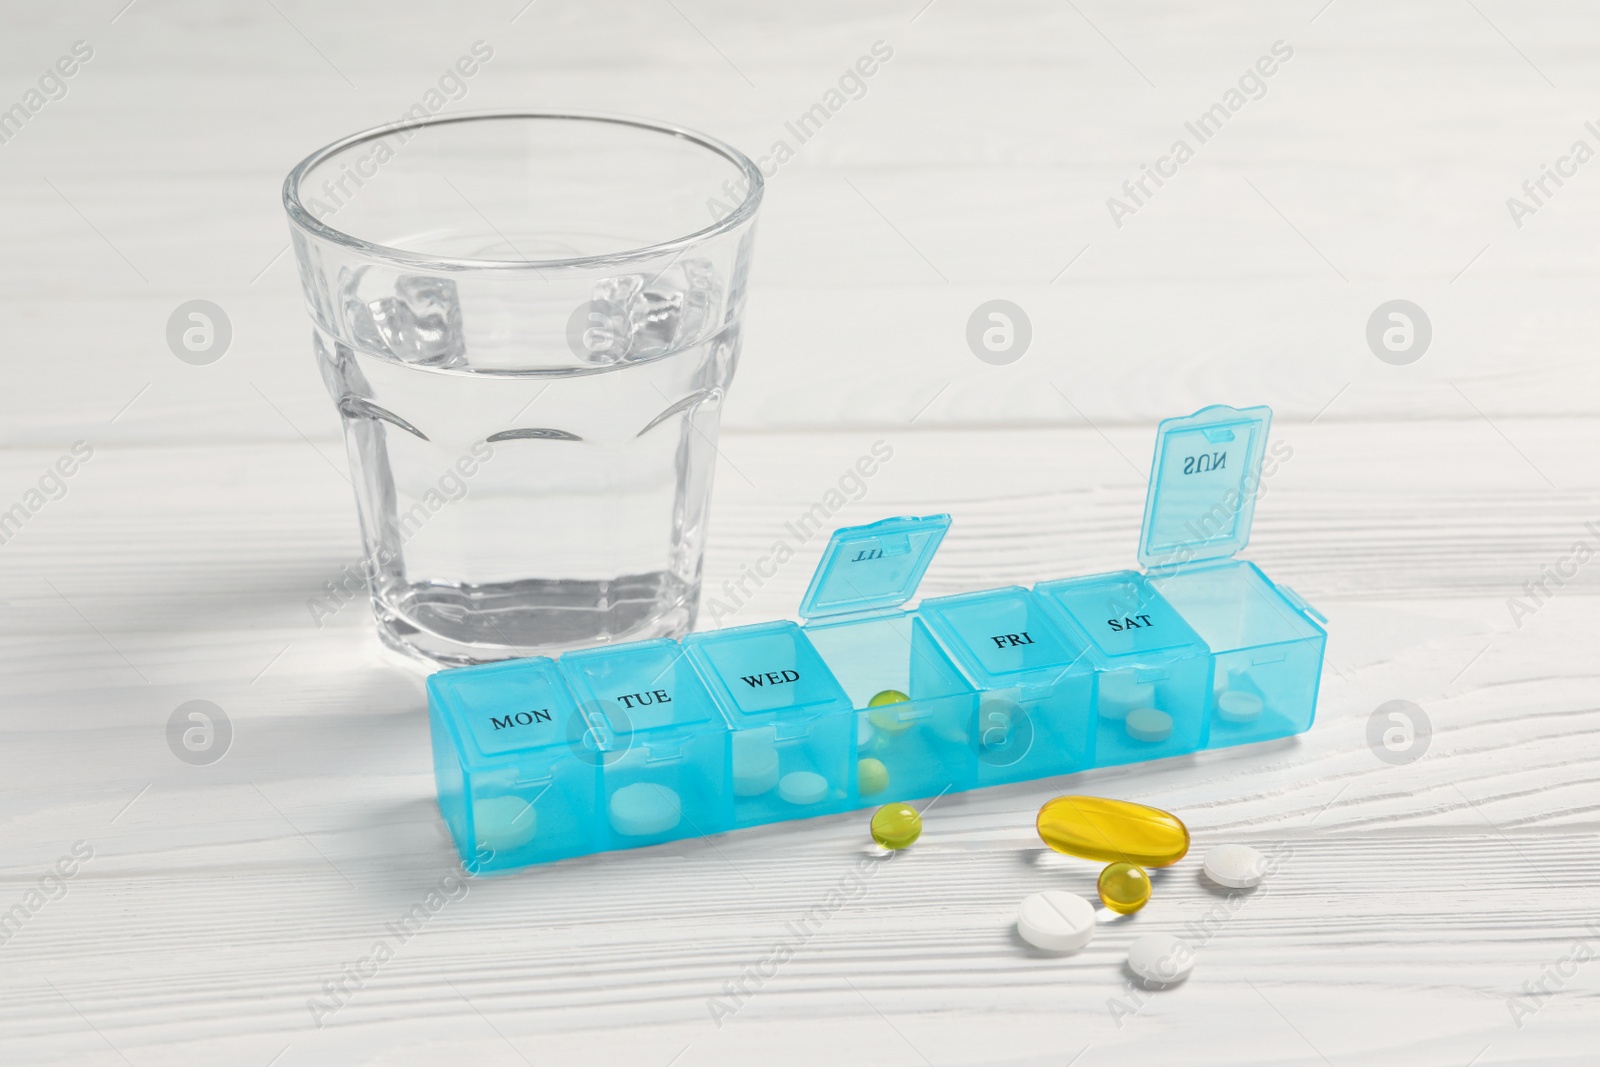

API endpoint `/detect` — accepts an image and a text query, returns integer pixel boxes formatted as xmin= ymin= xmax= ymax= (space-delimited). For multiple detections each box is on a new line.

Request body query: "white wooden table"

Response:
xmin=3 ymin=2 xmax=1598 ymax=1064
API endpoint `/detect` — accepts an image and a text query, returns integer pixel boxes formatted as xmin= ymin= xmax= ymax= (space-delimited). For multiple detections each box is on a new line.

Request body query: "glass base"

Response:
xmin=373 ymin=572 xmax=698 ymax=667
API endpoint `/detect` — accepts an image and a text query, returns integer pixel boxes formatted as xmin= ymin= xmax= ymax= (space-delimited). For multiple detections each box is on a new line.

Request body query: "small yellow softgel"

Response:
xmin=867 ymin=689 xmax=913 ymax=734
xmin=1036 ymin=795 xmax=1190 ymax=868
xmin=1097 ymin=861 xmax=1152 ymax=914
xmin=870 ymin=802 xmax=922 ymax=850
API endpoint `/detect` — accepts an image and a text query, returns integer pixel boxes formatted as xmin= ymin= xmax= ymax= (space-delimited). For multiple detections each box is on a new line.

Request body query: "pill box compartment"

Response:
xmin=1033 ymin=572 xmax=1211 ymax=764
xmin=560 ymin=639 xmax=731 ymax=848
xmin=684 ymin=621 xmax=856 ymax=826
xmin=1151 ymin=560 xmax=1324 ymax=746
xmin=796 ymin=515 xmax=979 ymax=801
xmin=805 ymin=613 xmax=978 ymax=801
xmin=424 ymin=404 xmax=1328 ymax=874
xmin=1134 ymin=403 xmax=1326 ymax=749
xmin=918 ymin=585 xmax=1097 ymax=784
xmin=427 ymin=657 xmax=601 ymax=873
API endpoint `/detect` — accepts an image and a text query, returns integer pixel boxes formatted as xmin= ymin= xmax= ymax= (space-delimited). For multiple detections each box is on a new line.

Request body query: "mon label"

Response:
xmin=490 ymin=708 xmax=553 ymax=731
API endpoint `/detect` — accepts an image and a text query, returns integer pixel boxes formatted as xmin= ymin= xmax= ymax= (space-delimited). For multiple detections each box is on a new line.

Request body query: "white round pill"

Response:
xmin=1203 ymin=843 xmax=1268 ymax=888
xmin=778 ymin=770 xmax=829 ymax=806
xmin=1099 ymin=676 xmax=1154 ymax=721
xmin=608 ymin=782 xmax=681 ymax=837
xmin=1127 ymin=933 xmax=1194 ymax=986
xmin=474 ymin=795 xmax=537 ymax=851
xmin=1016 ymin=890 xmax=1096 ymax=953
xmin=732 ymin=736 xmax=780 ymax=797
xmin=1217 ymin=690 xmax=1263 ymax=724
xmin=1125 ymin=707 xmax=1173 ymax=742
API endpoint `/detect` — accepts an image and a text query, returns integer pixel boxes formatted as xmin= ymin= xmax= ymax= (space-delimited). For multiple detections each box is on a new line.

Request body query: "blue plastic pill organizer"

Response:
xmin=427 ymin=404 xmax=1326 ymax=873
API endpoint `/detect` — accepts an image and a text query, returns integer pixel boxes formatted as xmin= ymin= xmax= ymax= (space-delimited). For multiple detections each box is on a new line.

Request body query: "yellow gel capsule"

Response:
xmin=870 ymin=802 xmax=922 ymax=850
xmin=1036 ymin=795 xmax=1190 ymax=868
xmin=1097 ymin=861 xmax=1152 ymax=915
xmin=858 ymin=757 xmax=890 ymax=797
xmin=867 ymin=689 xmax=913 ymax=734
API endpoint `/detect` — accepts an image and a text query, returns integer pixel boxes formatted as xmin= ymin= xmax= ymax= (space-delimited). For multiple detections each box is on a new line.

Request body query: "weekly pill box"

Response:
xmin=427 ymin=404 xmax=1326 ymax=873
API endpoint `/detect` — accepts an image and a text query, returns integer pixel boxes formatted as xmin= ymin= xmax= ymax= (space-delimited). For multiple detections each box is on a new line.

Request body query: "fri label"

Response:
xmin=989 ymin=631 xmax=1036 ymax=650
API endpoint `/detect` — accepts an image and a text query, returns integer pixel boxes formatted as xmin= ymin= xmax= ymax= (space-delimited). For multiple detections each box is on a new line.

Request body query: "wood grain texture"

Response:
xmin=2 ymin=0 xmax=1598 ymax=1064
xmin=3 ymin=423 xmax=1597 ymax=1066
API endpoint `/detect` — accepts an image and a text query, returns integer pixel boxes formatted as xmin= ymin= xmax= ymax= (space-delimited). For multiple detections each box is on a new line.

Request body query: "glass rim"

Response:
xmin=282 ymin=110 xmax=764 ymax=272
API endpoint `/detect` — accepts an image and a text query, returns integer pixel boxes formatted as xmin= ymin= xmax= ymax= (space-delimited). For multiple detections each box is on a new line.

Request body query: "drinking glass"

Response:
xmin=283 ymin=112 xmax=763 ymax=665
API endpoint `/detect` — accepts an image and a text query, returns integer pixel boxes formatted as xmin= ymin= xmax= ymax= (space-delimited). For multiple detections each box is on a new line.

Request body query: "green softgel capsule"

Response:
xmin=870 ymin=802 xmax=922 ymax=850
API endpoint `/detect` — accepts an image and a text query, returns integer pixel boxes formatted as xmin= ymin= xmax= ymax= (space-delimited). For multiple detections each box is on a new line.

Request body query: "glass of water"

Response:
xmin=283 ymin=113 xmax=763 ymax=665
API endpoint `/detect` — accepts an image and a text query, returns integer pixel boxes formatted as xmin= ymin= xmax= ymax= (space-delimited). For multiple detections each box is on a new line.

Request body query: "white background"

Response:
xmin=2 ymin=2 xmax=1597 ymax=1064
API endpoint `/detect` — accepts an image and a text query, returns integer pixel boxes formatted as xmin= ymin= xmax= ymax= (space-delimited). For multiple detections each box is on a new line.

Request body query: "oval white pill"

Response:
xmin=1217 ymin=691 xmax=1263 ymax=724
xmin=1203 ymin=843 xmax=1268 ymax=888
xmin=1125 ymin=707 xmax=1172 ymax=742
xmin=608 ymin=782 xmax=681 ymax=837
xmin=474 ymin=795 xmax=538 ymax=851
xmin=1016 ymin=890 xmax=1096 ymax=953
xmin=732 ymin=737 xmax=780 ymax=797
xmin=778 ymin=770 xmax=829 ymax=805
xmin=1127 ymin=933 xmax=1194 ymax=985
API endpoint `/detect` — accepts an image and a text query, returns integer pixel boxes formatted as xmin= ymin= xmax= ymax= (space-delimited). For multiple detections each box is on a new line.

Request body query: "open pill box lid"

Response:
xmin=1138 ymin=404 xmax=1273 ymax=572
xmin=797 ymin=514 xmax=951 ymax=621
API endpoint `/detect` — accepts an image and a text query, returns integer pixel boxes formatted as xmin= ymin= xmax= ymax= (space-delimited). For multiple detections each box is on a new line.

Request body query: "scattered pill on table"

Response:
xmin=870 ymin=802 xmax=922 ymax=850
xmin=1126 ymin=933 xmax=1194 ymax=986
xmin=1016 ymin=890 xmax=1096 ymax=953
xmin=608 ymin=782 xmax=681 ymax=837
xmin=1202 ymin=843 xmax=1269 ymax=888
xmin=1037 ymin=795 xmax=1191 ymax=867
xmin=857 ymin=757 xmax=890 ymax=797
xmin=778 ymin=770 xmax=829 ymax=806
xmin=1097 ymin=861 xmax=1152 ymax=915
xmin=1216 ymin=690 xmax=1264 ymax=724
xmin=1125 ymin=707 xmax=1173 ymax=743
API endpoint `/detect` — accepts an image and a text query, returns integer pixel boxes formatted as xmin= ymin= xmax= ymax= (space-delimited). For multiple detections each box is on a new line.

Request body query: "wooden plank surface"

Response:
xmin=2 ymin=1 xmax=1598 ymax=1064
